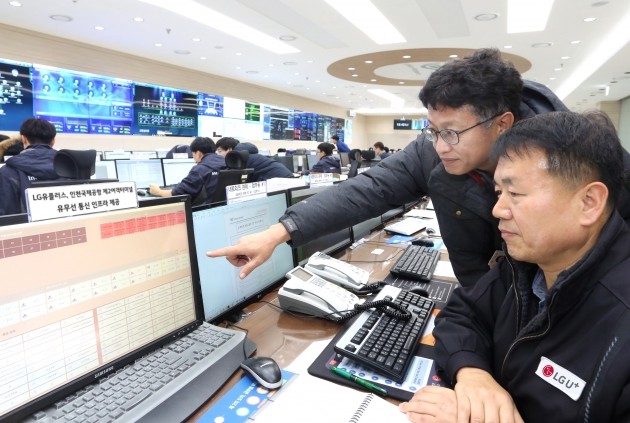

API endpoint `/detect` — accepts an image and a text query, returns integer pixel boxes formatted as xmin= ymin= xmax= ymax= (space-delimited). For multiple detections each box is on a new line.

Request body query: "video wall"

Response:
xmin=0 ymin=58 xmax=346 ymax=141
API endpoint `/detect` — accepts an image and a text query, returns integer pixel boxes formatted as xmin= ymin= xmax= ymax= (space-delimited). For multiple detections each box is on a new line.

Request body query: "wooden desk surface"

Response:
xmin=189 ymin=222 xmax=453 ymax=420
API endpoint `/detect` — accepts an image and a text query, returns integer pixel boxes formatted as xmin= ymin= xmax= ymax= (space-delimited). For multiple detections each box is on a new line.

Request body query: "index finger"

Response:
xmin=206 ymin=245 xmax=241 ymax=258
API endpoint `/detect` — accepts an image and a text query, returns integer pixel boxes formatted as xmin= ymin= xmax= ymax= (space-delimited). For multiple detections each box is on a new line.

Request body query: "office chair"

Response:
xmin=192 ymin=150 xmax=253 ymax=206
xmin=347 ymin=149 xmax=362 ymax=178
xmin=54 ymin=149 xmax=97 ymax=179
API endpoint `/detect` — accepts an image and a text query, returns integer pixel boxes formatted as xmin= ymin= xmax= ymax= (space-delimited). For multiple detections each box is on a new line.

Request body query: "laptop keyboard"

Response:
xmin=334 ymin=285 xmax=434 ymax=382
xmin=390 ymin=244 xmax=440 ymax=281
xmin=23 ymin=323 xmax=246 ymax=423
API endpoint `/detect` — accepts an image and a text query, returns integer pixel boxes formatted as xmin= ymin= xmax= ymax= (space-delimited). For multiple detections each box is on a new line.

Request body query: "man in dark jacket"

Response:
xmin=304 ymin=142 xmax=341 ymax=174
xmin=399 ymin=111 xmax=630 ymax=423
xmin=0 ymin=118 xmax=60 ymax=216
xmin=149 ymin=137 xmax=225 ymax=204
xmin=214 ymin=137 xmax=293 ymax=182
xmin=207 ymin=48 xmax=630 ymax=287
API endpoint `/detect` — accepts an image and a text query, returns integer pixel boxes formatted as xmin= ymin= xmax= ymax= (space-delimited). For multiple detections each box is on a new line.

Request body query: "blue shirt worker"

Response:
xmin=330 ymin=134 xmax=350 ymax=153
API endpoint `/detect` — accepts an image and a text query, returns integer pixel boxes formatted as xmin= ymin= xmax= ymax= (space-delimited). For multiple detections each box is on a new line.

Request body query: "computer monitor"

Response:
xmin=339 ymin=152 xmax=350 ymax=167
xmin=192 ymin=192 xmax=294 ymax=322
xmin=114 ymin=159 xmax=164 ymax=188
xmin=288 ymin=184 xmax=353 ymax=265
xmin=103 ymin=150 xmax=131 ymax=160
xmin=0 ymin=196 xmax=204 ymax=421
xmin=131 ymin=151 xmax=158 ymax=159
xmin=92 ymin=160 xmax=118 ymax=180
xmin=292 ymin=155 xmax=306 ymax=172
xmin=273 ymin=155 xmax=294 ymax=173
xmin=161 ymin=158 xmax=195 ymax=186
xmin=305 ymin=154 xmax=319 ymax=170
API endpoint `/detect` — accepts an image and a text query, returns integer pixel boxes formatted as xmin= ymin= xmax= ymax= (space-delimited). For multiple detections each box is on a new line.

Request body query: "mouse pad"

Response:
xmin=307 ymin=318 xmax=448 ymax=401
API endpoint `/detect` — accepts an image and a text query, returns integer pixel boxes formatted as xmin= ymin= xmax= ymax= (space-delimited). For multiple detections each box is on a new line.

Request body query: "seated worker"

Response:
xmin=399 ymin=111 xmax=630 ymax=423
xmin=373 ymin=141 xmax=391 ymax=159
xmin=148 ymin=137 xmax=225 ymax=203
xmin=165 ymin=143 xmax=193 ymax=159
xmin=330 ymin=134 xmax=350 ymax=153
xmin=0 ymin=135 xmax=24 ymax=163
xmin=0 ymin=118 xmax=60 ymax=216
xmin=304 ymin=142 xmax=341 ymax=174
xmin=214 ymin=137 xmax=293 ymax=182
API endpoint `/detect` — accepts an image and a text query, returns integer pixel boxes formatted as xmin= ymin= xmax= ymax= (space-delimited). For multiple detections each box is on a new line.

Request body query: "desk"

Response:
xmin=189 ymin=222 xmax=456 ymax=420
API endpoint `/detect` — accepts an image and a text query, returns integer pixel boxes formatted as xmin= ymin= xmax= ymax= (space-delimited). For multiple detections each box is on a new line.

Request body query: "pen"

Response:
xmin=329 ymin=366 xmax=388 ymax=396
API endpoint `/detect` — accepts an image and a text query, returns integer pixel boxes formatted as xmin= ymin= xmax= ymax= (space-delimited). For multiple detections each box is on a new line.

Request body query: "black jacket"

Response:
xmin=433 ymin=212 xmax=630 ymax=422
xmin=0 ymin=144 xmax=59 ymax=215
xmin=171 ymin=153 xmax=225 ymax=202
xmin=309 ymin=155 xmax=341 ymax=174
xmin=279 ymin=80 xmax=630 ymax=286
xmin=235 ymin=143 xmax=294 ymax=182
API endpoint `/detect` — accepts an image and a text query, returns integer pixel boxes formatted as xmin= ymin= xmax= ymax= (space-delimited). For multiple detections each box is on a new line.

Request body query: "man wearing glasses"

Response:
xmin=208 ymin=48 xmax=630 ymax=288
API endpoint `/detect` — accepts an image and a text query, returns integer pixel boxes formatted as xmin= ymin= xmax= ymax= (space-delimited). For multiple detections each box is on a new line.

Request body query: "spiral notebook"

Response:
xmin=251 ymin=373 xmax=408 ymax=423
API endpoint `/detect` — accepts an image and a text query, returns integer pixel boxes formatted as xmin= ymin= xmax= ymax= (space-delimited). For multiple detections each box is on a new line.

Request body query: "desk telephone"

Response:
xmin=278 ymin=266 xmax=360 ymax=320
xmin=304 ymin=251 xmax=369 ymax=290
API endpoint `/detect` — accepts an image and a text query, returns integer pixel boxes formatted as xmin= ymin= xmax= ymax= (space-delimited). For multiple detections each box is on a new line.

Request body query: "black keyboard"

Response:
xmin=334 ymin=285 xmax=434 ymax=382
xmin=390 ymin=244 xmax=440 ymax=281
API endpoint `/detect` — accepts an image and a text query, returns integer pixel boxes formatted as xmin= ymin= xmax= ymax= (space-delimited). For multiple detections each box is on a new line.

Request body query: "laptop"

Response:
xmin=114 ymin=159 xmax=165 ymax=191
xmin=0 ymin=196 xmax=251 ymax=422
xmin=384 ymin=217 xmax=427 ymax=236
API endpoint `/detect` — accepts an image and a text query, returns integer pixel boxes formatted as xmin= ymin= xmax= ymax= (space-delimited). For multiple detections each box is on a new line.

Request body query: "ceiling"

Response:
xmin=1 ymin=0 xmax=629 ymax=116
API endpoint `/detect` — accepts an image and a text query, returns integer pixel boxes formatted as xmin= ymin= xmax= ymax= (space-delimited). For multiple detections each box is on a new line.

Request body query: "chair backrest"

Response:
xmin=225 ymin=150 xmax=249 ymax=169
xmin=54 ymin=149 xmax=97 ymax=179
xmin=347 ymin=149 xmax=363 ymax=178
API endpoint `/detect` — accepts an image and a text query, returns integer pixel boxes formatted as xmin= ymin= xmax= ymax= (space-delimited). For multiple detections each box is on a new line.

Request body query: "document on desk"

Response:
xmin=251 ymin=373 xmax=408 ymax=423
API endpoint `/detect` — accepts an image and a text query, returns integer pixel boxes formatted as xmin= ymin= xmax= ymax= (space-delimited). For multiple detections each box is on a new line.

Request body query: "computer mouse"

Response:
xmin=411 ymin=237 xmax=434 ymax=247
xmin=137 ymin=188 xmax=148 ymax=196
xmin=426 ymin=227 xmax=436 ymax=235
xmin=408 ymin=286 xmax=429 ymax=297
xmin=240 ymin=356 xmax=283 ymax=389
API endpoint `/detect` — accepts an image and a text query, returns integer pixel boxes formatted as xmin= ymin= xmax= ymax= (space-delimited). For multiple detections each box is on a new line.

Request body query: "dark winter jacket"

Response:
xmin=433 ymin=212 xmax=630 ymax=422
xmin=0 ymin=144 xmax=59 ymax=215
xmin=171 ymin=153 xmax=225 ymax=204
xmin=235 ymin=143 xmax=294 ymax=182
xmin=308 ymin=155 xmax=341 ymax=174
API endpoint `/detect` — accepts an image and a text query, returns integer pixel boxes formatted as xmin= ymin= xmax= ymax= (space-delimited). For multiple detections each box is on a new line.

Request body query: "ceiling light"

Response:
xmin=570 ymin=40 xmax=581 ymax=44
xmin=154 ymin=43 xmax=163 ymax=47
xmin=507 ymin=0 xmax=554 ymax=33
xmin=283 ymin=62 xmax=298 ymax=66
xmin=348 ymin=67 xmax=356 ymax=70
xmin=583 ymin=17 xmax=597 ymax=22
xmin=49 ymin=15 xmax=73 ymax=22
xmin=279 ymin=35 xmax=296 ymax=41
xmin=605 ymin=85 xmax=610 ymax=96
xmin=449 ymin=54 xmax=458 ymax=58
xmin=561 ymin=56 xmax=570 ymax=60
xmin=324 ymin=0 xmax=405 ymax=45
xmin=364 ymin=60 xmax=373 ymax=64
xmin=133 ymin=17 xmax=144 ymax=22
xmin=9 ymin=1 xmax=22 ymax=6
xmin=370 ymin=79 xmax=377 ymax=82
xmin=192 ymin=37 xmax=201 ymax=42
xmin=351 ymin=74 xmax=359 ymax=77
xmin=94 ymin=26 xmax=105 ymax=31
xmin=474 ymin=13 xmax=499 ymax=21
xmin=532 ymin=42 xmax=553 ymax=48
xmin=174 ymin=50 xmax=190 ymax=55
xmin=556 ymin=5 xmax=630 ymax=100
xmin=200 ymin=56 xmax=207 ymax=60
xmin=402 ymin=55 xmax=411 ymax=59
xmin=138 ymin=0 xmax=299 ymax=54
xmin=504 ymin=45 xmax=513 ymax=49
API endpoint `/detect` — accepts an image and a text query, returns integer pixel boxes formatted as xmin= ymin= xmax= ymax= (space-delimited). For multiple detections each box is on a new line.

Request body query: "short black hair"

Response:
xmin=318 ymin=142 xmax=334 ymax=156
xmin=491 ymin=111 xmax=624 ymax=210
xmin=190 ymin=137 xmax=216 ymax=154
xmin=20 ymin=117 xmax=56 ymax=145
xmin=419 ymin=48 xmax=523 ymax=121
xmin=215 ymin=137 xmax=240 ymax=151
xmin=373 ymin=141 xmax=385 ymax=150
xmin=331 ymin=135 xmax=339 ymax=141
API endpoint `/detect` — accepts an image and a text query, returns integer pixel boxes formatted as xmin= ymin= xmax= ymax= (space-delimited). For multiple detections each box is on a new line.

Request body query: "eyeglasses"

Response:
xmin=422 ymin=113 xmax=503 ymax=145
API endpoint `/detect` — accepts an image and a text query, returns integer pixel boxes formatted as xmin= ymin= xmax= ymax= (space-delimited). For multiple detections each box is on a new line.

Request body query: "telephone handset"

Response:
xmin=278 ymin=266 xmax=360 ymax=320
xmin=304 ymin=251 xmax=369 ymax=290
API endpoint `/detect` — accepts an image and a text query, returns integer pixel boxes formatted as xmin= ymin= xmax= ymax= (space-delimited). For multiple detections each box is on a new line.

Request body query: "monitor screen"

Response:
xmin=339 ymin=152 xmax=350 ymax=167
xmin=288 ymin=184 xmax=353 ymax=265
xmin=197 ymin=92 xmax=223 ymax=117
xmin=131 ymin=151 xmax=158 ymax=159
xmin=245 ymin=102 xmax=260 ymax=122
xmin=132 ymin=83 xmax=198 ymax=136
xmin=0 ymin=59 xmax=33 ymax=131
xmin=114 ymin=159 xmax=164 ymax=188
xmin=162 ymin=158 xmax=195 ymax=186
xmin=31 ymin=64 xmax=133 ymax=134
xmin=0 ymin=196 xmax=201 ymax=421
xmin=192 ymin=192 xmax=294 ymax=322
xmin=103 ymin=150 xmax=131 ymax=160
xmin=92 ymin=160 xmax=118 ymax=180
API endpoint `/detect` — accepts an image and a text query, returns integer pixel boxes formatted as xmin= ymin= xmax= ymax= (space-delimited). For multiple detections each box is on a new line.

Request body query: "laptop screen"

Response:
xmin=0 ymin=196 xmax=201 ymax=421
xmin=192 ymin=192 xmax=294 ymax=322
xmin=115 ymin=159 xmax=165 ymax=188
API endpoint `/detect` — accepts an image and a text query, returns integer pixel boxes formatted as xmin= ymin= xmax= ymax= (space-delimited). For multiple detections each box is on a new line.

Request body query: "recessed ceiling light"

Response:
xmin=554 ymin=67 xmax=562 ymax=71
xmin=449 ymin=54 xmax=458 ymax=58
xmin=50 ymin=15 xmax=73 ymax=22
xmin=370 ymin=79 xmax=377 ymax=82
xmin=154 ymin=43 xmax=163 ymax=47
xmin=174 ymin=50 xmax=190 ymax=55
xmin=235 ymin=52 xmax=242 ymax=56
xmin=508 ymin=0 xmax=553 ymax=33
xmin=348 ymin=67 xmax=356 ymax=70
xmin=279 ymin=35 xmax=296 ymax=41
xmin=133 ymin=17 xmax=144 ymax=22
xmin=583 ymin=17 xmax=597 ymax=22
xmin=504 ymin=45 xmax=513 ymax=49
xmin=364 ymin=60 xmax=373 ymax=64
xmin=531 ymin=42 xmax=553 ymax=48
xmin=474 ymin=13 xmax=499 ymax=21
xmin=9 ymin=1 xmax=22 ymax=7
xmin=561 ymin=56 xmax=570 ymax=60
xmin=402 ymin=55 xmax=411 ymax=59
xmin=324 ymin=0 xmax=405 ymax=44
xmin=570 ymin=40 xmax=581 ymax=44
xmin=307 ymin=60 xmax=313 ymax=63
xmin=283 ymin=61 xmax=298 ymax=66
xmin=94 ymin=26 xmax=105 ymax=31
xmin=200 ymin=56 xmax=207 ymax=60
xmin=351 ymin=74 xmax=359 ymax=77
xmin=192 ymin=37 xmax=201 ymax=42
xmin=399 ymin=81 xmax=405 ymax=84
xmin=549 ymin=77 xmax=556 ymax=80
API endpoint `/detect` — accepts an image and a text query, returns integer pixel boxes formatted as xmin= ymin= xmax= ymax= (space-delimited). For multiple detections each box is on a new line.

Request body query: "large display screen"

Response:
xmin=198 ymin=92 xmax=223 ymax=117
xmin=132 ymin=83 xmax=198 ymax=136
xmin=31 ymin=65 xmax=133 ymax=134
xmin=0 ymin=60 xmax=34 ymax=131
